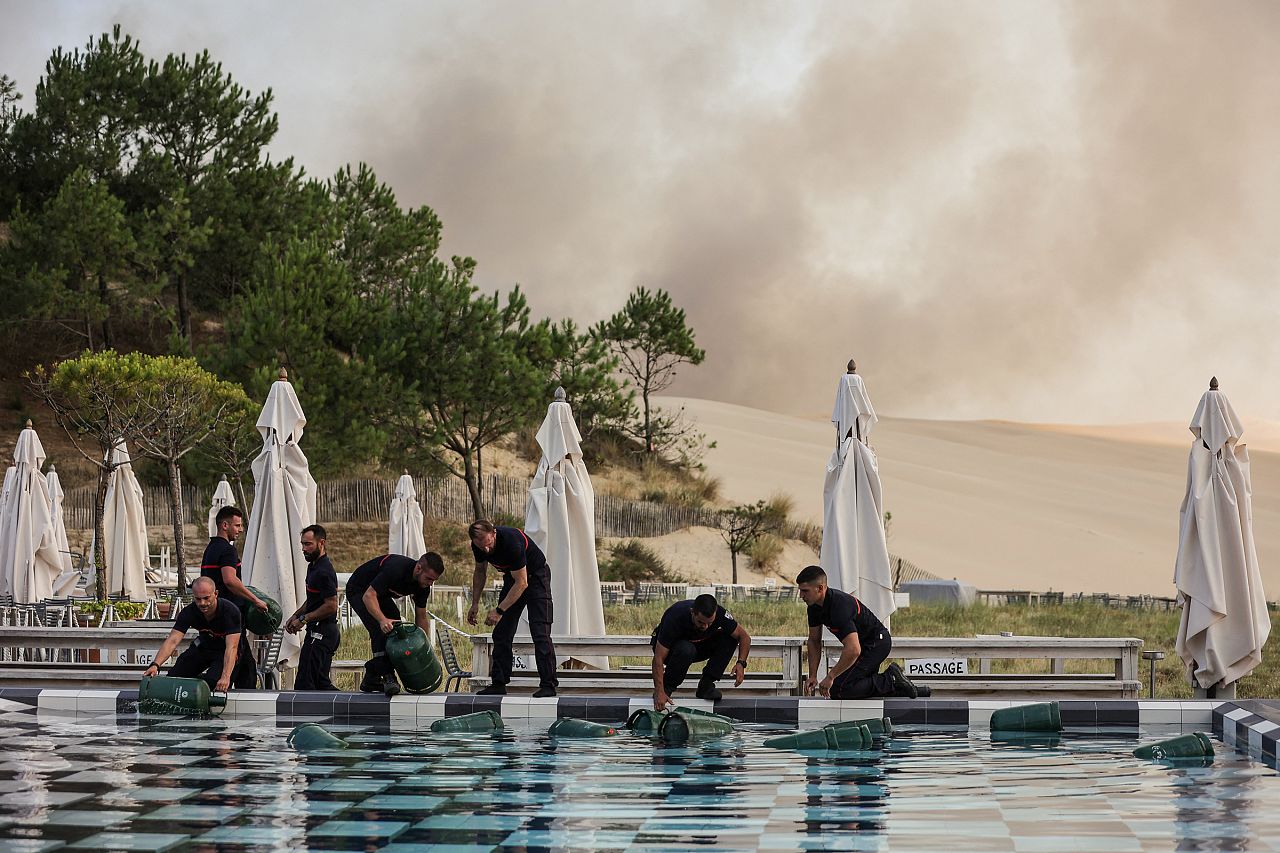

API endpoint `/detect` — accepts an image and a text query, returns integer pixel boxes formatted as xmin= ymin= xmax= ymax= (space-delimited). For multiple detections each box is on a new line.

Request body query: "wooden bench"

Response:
xmin=469 ymin=634 xmax=1143 ymax=698
xmin=469 ymin=636 xmax=803 ymax=696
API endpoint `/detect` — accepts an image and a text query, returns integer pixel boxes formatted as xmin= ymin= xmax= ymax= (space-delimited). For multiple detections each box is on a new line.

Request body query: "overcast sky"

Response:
xmin=5 ymin=2 xmax=1279 ymax=424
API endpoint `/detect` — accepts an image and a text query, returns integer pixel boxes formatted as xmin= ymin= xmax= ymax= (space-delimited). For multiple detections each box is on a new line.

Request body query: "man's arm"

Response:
xmin=414 ymin=605 xmax=431 ymax=634
xmin=142 ymin=629 xmax=186 ymax=677
xmin=730 ymin=625 xmax=752 ymax=687
xmin=652 ymin=641 xmax=672 ymax=710
xmin=467 ymin=562 xmax=487 ymax=625
xmin=820 ymin=633 xmax=861 ymax=698
xmin=485 ymin=567 xmax=528 ymax=626
xmin=290 ymin=594 xmax=339 ymax=634
xmin=363 ymin=586 xmax=398 ymax=634
xmin=805 ymin=626 xmax=823 ymax=695
xmin=217 ymin=632 xmax=239 ymax=693
xmin=221 ymin=565 xmax=267 ymax=612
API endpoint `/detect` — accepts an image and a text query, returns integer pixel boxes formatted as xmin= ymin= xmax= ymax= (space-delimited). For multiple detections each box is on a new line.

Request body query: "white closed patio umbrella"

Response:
xmin=0 ymin=465 xmax=14 ymax=595
xmin=102 ymin=439 xmax=149 ymax=599
xmin=240 ymin=369 xmax=317 ymax=669
xmin=388 ymin=472 xmax=427 ymax=558
xmin=1174 ymin=378 xmax=1270 ymax=698
xmin=0 ymin=422 xmax=72 ymax=602
xmin=45 ymin=463 xmax=80 ymax=597
xmin=524 ymin=388 xmax=608 ymax=669
xmin=820 ymin=361 xmax=896 ymax=627
xmin=208 ymin=475 xmax=236 ymax=537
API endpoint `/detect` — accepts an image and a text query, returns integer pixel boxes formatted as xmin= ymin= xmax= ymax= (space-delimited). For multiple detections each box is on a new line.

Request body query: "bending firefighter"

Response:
xmin=143 ymin=576 xmax=241 ymax=693
xmin=796 ymin=564 xmax=925 ymax=699
xmin=651 ymin=593 xmax=752 ymax=709
xmin=345 ymin=552 xmax=444 ymax=696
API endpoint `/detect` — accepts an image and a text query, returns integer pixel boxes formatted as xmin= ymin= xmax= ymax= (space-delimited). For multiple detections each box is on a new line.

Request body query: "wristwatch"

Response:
xmin=494 ymin=605 xmax=506 ymax=615
xmin=737 ymin=659 xmax=749 ymax=670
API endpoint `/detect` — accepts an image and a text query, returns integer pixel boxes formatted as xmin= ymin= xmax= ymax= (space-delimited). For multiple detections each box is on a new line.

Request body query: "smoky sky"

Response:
xmin=5 ymin=1 xmax=1280 ymax=423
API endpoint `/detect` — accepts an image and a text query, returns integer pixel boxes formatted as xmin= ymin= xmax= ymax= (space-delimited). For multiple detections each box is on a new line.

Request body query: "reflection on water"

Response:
xmin=0 ymin=711 xmax=1277 ymax=851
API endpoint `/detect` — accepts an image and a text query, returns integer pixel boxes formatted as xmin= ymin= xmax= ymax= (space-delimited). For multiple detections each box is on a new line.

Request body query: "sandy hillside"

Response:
xmin=600 ymin=527 xmax=818 ymax=587
xmin=657 ymin=396 xmax=1280 ymax=598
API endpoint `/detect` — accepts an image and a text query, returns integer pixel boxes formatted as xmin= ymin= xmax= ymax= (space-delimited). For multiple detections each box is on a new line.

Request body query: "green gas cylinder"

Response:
xmin=287 ymin=723 xmax=348 ymax=751
xmin=243 ymin=585 xmax=283 ymax=635
xmin=658 ymin=710 xmax=735 ymax=743
xmin=990 ymin=701 xmax=1062 ymax=733
xmin=138 ymin=675 xmax=227 ymax=716
xmin=834 ymin=716 xmax=893 ymax=738
xmin=548 ymin=718 xmax=620 ymax=738
xmin=764 ymin=723 xmax=872 ymax=751
xmin=431 ymin=710 xmax=504 ymax=734
xmin=627 ymin=709 xmax=668 ymax=733
xmin=384 ymin=623 xmax=443 ymax=694
xmin=1133 ymin=732 xmax=1214 ymax=760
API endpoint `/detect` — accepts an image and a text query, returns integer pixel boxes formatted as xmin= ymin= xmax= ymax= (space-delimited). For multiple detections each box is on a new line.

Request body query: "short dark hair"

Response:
xmin=301 ymin=524 xmax=327 ymax=540
xmin=417 ymin=552 xmax=445 ymax=575
xmin=796 ymin=565 xmax=827 ymax=586
xmin=215 ymin=506 xmax=243 ymax=526
xmin=468 ymin=519 xmax=496 ymax=539
xmin=692 ymin=593 xmax=718 ymax=617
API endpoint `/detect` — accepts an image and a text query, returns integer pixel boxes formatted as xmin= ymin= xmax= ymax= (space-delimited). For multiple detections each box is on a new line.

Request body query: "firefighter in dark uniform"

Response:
xmin=345 ymin=552 xmax=443 ymax=695
xmin=201 ymin=506 xmax=267 ymax=689
xmin=651 ymin=593 xmax=752 ymax=709
xmin=144 ymin=576 xmax=242 ymax=692
xmin=467 ymin=518 xmax=558 ymax=697
xmin=285 ymin=524 xmax=340 ymax=691
xmin=796 ymin=564 xmax=924 ymax=699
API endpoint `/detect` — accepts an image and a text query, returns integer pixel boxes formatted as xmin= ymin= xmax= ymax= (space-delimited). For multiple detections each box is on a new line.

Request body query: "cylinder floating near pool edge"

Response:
xmin=830 ymin=717 xmax=893 ymax=738
xmin=764 ymin=723 xmax=872 ymax=751
xmin=1133 ymin=732 xmax=1214 ymax=760
xmin=659 ymin=711 xmax=736 ymax=744
xmin=287 ymin=723 xmax=348 ymax=751
xmin=627 ymin=709 xmax=668 ymax=734
xmin=431 ymin=710 xmax=504 ymax=734
xmin=991 ymin=701 xmax=1062 ymax=733
xmin=549 ymin=718 xmax=620 ymax=738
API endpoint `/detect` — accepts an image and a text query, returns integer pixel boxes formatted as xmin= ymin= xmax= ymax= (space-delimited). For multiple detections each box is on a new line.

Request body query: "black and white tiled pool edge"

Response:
xmin=1215 ymin=701 xmax=1280 ymax=770
xmin=0 ymin=687 xmax=1240 ymax=730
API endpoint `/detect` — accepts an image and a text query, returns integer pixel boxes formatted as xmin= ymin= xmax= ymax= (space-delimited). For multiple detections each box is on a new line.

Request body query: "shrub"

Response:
xmin=599 ymin=540 xmax=685 ymax=588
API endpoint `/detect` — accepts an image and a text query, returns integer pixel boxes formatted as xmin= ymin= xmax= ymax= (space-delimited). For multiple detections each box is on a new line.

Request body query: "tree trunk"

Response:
xmin=235 ymin=477 xmax=250 ymax=517
xmin=97 ymin=273 xmax=113 ymax=349
xmin=730 ymin=549 xmax=738 ymax=585
xmin=93 ymin=465 xmax=110 ymax=601
xmin=463 ymin=451 xmax=484 ymax=520
xmin=176 ymin=269 xmax=192 ymax=348
xmin=167 ymin=459 xmax=187 ymax=591
xmin=642 ymin=386 xmax=653 ymax=453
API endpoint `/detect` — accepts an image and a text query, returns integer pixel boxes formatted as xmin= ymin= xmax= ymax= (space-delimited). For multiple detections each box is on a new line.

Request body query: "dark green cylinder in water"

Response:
xmin=431 ymin=710 xmax=504 ymax=733
xmin=287 ymin=723 xmax=348 ymax=751
xmin=659 ymin=710 xmax=735 ymax=743
xmin=1134 ymin=732 xmax=1214 ymax=760
xmin=384 ymin=624 xmax=443 ymax=694
xmin=990 ymin=701 xmax=1062 ymax=733
xmin=627 ymin=709 xmax=668 ymax=733
xmin=764 ymin=723 xmax=872 ymax=751
xmin=243 ymin=585 xmax=283 ymax=635
xmin=831 ymin=717 xmax=893 ymax=738
xmin=549 ymin=718 xmax=619 ymax=738
xmin=138 ymin=675 xmax=226 ymax=714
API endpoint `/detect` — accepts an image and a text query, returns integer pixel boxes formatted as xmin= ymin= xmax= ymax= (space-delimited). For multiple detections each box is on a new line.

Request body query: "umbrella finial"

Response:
xmin=846 ymin=359 xmax=857 ymax=374
xmin=554 ymin=386 xmax=566 ymax=402
xmin=278 ymin=367 xmax=288 ymax=381
xmin=403 ymin=468 xmax=409 ymax=475
xmin=219 ymin=474 xmax=228 ymax=483
xmin=25 ymin=418 xmax=33 ymax=428
xmin=1209 ymin=376 xmax=1219 ymax=391
xmin=47 ymin=462 xmax=56 ymax=472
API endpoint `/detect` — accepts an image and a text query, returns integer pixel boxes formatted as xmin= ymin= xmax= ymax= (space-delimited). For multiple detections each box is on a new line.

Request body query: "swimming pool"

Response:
xmin=2 ymin=701 xmax=1278 ymax=852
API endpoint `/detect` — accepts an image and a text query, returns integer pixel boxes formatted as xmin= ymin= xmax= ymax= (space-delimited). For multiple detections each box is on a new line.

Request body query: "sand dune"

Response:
xmin=657 ymin=396 xmax=1280 ymax=598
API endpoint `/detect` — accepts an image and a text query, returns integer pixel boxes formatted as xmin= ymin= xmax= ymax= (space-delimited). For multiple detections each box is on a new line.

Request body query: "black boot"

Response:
xmin=885 ymin=663 xmax=918 ymax=699
xmin=695 ymin=680 xmax=722 ymax=701
xmin=358 ymin=660 xmax=384 ymax=694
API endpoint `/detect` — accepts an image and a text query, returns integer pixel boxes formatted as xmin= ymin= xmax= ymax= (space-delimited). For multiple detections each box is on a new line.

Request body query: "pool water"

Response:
xmin=1 ymin=708 xmax=1278 ymax=852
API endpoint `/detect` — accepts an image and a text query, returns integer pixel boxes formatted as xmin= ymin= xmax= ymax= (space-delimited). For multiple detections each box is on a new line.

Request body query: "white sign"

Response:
xmin=904 ymin=657 xmax=967 ymax=676
xmin=116 ymin=649 xmax=156 ymax=666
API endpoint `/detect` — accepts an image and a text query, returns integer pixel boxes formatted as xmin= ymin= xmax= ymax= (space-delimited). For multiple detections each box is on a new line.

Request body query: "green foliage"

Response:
xmin=548 ymin=319 xmax=633 ymax=440
xmin=77 ymin=599 xmax=146 ymax=620
xmin=598 ymin=540 xmax=684 ymax=587
xmin=715 ymin=498 xmax=787 ymax=582
xmin=593 ymin=286 xmax=706 ymax=461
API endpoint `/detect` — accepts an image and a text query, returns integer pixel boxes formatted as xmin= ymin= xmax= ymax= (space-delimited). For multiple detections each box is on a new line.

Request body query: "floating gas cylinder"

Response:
xmin=138 ymin=675 xmax=227 ymax=716
xmin=626 ymin=709 xmax=668 ymax=733
xmin=764 ymin=723 xmax=872 ymax=751
xmin=831 ymin=716 xmax=893 ymax=738
xmin=243 ymin=585 xmax=283 ymax=635
xmin=431 ymin=710 xmax=504 ymax=733
xmin=658 ymin=710 xmax=735 ymax=743
xmin=287 ymin=723 xmax=348 ymax=751
xmin=548 ymin=718 xmax=619 ymax=738
xmin=990 ymin=701 xmax=1062 ymax=733
xmin=1134 ymin=732 xmax=1214 ymax=760
xmin=384 ymin=623 xmax=443 ymax=694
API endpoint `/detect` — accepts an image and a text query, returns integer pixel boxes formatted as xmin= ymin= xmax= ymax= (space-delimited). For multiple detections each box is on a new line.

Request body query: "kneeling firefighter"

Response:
xmin=345 ymin=552 xmax=444 ymax=695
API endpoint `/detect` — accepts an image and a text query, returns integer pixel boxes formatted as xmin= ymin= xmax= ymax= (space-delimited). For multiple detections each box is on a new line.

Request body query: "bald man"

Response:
xmin=144 ymin=576 xmax=244 ymax=693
